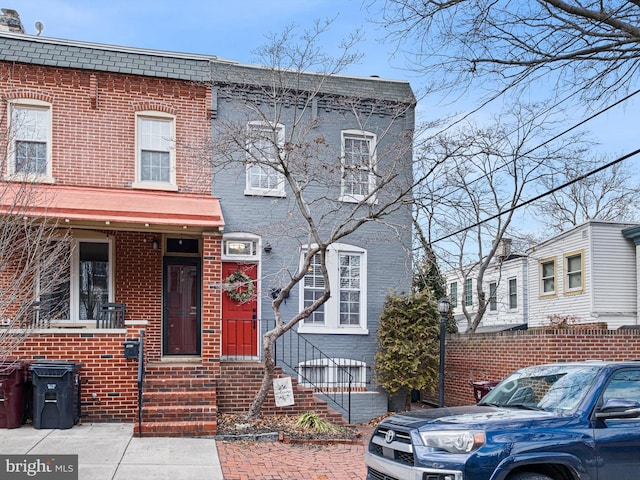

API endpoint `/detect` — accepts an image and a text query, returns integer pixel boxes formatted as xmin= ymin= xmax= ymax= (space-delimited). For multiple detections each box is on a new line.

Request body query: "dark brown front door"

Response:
xmin=222 ymin=262 xmax=258 ymax=356
xmin=164 ymin=257 xmax=201 ymax=355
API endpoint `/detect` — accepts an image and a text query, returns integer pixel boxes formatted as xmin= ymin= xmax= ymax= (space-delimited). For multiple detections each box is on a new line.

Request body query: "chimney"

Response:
xmin=496 ymin=238 xmax=512 ymax=259
xmin=0 ymin=9 xmax=25 ymax=33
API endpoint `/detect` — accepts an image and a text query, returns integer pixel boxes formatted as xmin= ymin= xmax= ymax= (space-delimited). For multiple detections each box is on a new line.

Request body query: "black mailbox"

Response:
xmin=123 ymin=339 xmax=140 ymax=359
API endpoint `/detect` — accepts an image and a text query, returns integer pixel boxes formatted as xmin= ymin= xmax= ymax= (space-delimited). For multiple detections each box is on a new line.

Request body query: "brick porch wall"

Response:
xmin=217 ymin=362 xmax=339 ymax=418
xmin=11 ymin=327 xmax=144 ymax=422
xmin=445 ymin=327 xmax=640 ymax=406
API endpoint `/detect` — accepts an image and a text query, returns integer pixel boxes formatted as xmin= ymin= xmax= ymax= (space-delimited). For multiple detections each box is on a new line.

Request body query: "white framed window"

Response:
xmin=340 ymin=130 xmax=376 ymax=203
xmin=488 ymin=282 xmax=497 ymax=312
xmin=508 ymin=278 xmax=518 ymax=309
xmin=564 ymin=251 xmax=584 ymax=294
xmin=449 ymin=282 xmax=458 ymax=308
xmin=244 ymin=121 xmax=285 ymax=197
xmin=133 ymin=112 xmax=176 ymax=191
xmin=464 ymin=278 xmax=473 ymax=306
xmin=40 ymin=238 xmax=113 ymax=324
xmin=7 ymin=100 xmax=53 ymax=182
xmin=298 ymin=358 xmax=366 ymax=389
xmin=298 ymin=243 xmax=368 ymax=334
xmin=539 ymin=258 xmax=556 ymax=297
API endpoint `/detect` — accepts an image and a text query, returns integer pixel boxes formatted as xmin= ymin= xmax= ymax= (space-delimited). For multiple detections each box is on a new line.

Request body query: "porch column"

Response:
xmin=202 ymin=234 xmax=223 ymax=374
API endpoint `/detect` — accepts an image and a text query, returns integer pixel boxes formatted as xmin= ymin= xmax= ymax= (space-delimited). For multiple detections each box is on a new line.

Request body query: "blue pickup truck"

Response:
xmin=365 ymin=361 xmax=640 ymax=480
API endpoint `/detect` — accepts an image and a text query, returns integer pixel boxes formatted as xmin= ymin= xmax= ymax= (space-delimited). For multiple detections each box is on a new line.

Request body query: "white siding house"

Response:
xmin=445 ymin=254 xmax=528 ymax=332
xmin=527 ymin=220 xmax=638 ymax=328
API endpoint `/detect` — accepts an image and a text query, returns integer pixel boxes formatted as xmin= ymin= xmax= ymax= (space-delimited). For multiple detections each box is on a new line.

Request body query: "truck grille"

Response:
xmin=369 ymin=425 xmax=415 ymax=466
xmin=367 ymin=467 xmax=400 ymax=480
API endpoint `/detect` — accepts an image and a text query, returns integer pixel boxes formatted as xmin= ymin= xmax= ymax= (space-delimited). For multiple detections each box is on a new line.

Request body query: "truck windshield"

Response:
xmin=478 ymin=364 xmax=601 ymax=412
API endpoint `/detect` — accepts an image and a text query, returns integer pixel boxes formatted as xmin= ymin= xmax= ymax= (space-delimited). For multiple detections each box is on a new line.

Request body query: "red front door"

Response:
xmin=222 ymin=262 xmax=258 ymax=357
xmin=164 ymin=258 xmax=201 ymax=355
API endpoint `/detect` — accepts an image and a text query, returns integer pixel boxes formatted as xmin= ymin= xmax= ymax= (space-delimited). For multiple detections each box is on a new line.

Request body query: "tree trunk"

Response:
xmin=246 ymin=329 xmax=278 ymax=420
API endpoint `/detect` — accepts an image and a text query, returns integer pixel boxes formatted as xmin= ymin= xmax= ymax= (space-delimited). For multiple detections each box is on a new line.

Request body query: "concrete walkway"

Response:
xmin=0 ymin=423 xmax=224 ymax=480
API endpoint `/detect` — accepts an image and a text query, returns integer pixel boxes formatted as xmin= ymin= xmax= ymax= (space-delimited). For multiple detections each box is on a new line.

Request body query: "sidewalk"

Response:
xmin=0 ymin=423 xmax=224 ymax=480
xmin=0 ymin=423 xmax=372 ymax=480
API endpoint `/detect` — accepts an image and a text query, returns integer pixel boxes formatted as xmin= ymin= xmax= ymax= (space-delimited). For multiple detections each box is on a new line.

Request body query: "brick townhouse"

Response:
xmin=0 ymin=16 xmax=415 ymax=434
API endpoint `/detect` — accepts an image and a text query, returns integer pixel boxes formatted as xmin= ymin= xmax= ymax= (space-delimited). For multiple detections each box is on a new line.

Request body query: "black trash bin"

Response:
xmin=0 ymin=360 xmax=25 ymax=429
xmin=29 ymin=361 xmax=81 ymax=429
xmin=472 ymin=381 xmax=500 ymax=402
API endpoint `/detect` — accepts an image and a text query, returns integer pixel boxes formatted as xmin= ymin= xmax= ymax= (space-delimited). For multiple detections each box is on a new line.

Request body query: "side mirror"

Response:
xmin=595 ymin=398 xmax=640 ymax=419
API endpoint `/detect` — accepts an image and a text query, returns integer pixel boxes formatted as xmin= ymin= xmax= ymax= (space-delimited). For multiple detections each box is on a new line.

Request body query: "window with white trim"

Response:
xmin=540 ymin=258 xmax=556 ymax=296
xmin=464 ymin=278 xmax=473 ymax=306
xmin=298 ymin=358 xmax=366 ymax=389
xmin=245 ymin=121 xmax=285 ymax=196
xmin=8 ymin=101 xmax=53 ymax=181
xmin=40 ymin=239 xmax=113 ymax=323
xmin=449 ymin=282 xmax=458 ymax=308
xmin=564 ymin=251 xmax=584 ymax=293
xmin=488 ymin=282 xmax=497 ymax=311
xmin=340 ymin=130 xmax=376 ymax=202
xmin=134 ymin=113 xmax=176 ymax=190
xmin=508 ymin=278 xmax=518 ymax=309
xmin=299 ymin=243 xmax=367 ymax=334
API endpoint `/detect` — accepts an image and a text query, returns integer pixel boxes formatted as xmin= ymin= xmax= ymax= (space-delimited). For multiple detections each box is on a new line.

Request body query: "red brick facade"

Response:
xmin=445 ymin=328 xmax=640 ymax=406
xmin=0 ymin=52 xmax=223 ymax=430
xmin=0 ymin=63 xmax=212 ymax=194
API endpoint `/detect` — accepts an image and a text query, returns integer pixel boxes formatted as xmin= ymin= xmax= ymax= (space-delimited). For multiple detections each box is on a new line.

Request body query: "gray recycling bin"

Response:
xmin=29 ymin=361 xmax=81 ymax=429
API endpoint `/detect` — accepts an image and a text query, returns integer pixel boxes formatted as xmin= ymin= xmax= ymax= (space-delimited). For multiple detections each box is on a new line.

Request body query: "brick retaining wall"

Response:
xmin=445 ymin=327 xmax=640 ymax=406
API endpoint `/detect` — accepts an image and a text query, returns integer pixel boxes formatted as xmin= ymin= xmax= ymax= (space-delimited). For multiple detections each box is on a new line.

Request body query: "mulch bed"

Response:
xmin=216 ymin=413 xmax=366 ymax=443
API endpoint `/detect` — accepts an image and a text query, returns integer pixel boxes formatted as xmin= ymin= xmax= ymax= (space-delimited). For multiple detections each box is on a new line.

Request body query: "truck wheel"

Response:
xmin=509 ymin=473 xmax=554 ymax=480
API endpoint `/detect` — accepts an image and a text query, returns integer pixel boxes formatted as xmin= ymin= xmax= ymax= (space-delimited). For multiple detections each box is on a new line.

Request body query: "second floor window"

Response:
xmin=489 ymin=282 xmax=497 ymax=311
xmin=540 ymin=259 xmax=556 ymax=296
xmin=449 ymin=282 xmax=458 ymax=308
xmin=565 ymin=252 xmax=584 ymax=293
xmin=508 ymin=278 xmax=518 ymax=309
xmin=464 ymin=278 xmax=473 ymax=306
xmin=135 ymin=113 xmax=176 ymax=189
xmin=245 ymin=122 xmax=285 ymax=196
xmin=340 ymin=130 xmax=376 ymax=202
xmin=10 ymin=102 xmax=52 ymax=180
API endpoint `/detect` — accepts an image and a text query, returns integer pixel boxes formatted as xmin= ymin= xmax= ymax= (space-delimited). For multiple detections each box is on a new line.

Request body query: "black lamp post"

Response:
xmin=437 ymin=296 xmax=450 ymax=408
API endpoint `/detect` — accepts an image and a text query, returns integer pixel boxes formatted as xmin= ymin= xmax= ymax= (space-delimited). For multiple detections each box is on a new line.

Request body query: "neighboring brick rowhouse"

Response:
xmin=0 ymin=63 xmax=212 ymax=194
xmin=445 ymin=327 xmax=640 ymax=406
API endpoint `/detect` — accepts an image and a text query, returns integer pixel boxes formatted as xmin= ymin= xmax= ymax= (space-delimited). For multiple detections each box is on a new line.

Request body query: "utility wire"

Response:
xmin=432 ymin=147 xmax=640 ymax=244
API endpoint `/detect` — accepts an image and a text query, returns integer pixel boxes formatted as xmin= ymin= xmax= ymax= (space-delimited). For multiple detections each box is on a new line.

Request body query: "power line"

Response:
xmin=432 ymin=147 xmax=640 ymax=244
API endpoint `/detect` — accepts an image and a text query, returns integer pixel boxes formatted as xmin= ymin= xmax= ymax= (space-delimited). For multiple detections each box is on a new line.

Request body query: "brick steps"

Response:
xmin=136 ymin=363 xmax=217 ymax=437
xmin=134 ymin=420 xmax=217 ymax=437
xmin=217 ymin=362 xmax=348 ymax=427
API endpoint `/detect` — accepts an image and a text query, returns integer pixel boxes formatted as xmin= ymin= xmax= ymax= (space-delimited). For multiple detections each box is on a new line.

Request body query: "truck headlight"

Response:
xmin=419 ymin=430 xmax=486 ymax=454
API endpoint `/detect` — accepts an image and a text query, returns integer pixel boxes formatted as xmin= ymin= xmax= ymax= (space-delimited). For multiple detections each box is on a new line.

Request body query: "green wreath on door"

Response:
xmin=224 ymin=270 xmax=255 ymax=302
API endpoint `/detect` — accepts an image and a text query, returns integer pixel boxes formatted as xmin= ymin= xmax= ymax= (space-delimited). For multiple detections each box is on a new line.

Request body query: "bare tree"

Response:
xmin=0 ymin=97 xmax=70 ymax=362
xmin=414 ymin=102 xmax=586 ymax=333
xmin=373 ymin=0 xmax=640 ymax=104
xmin=209 ymin=20 xmax=416 ymax=418
xmin=536 ymin=155 xmax=640 ymax=232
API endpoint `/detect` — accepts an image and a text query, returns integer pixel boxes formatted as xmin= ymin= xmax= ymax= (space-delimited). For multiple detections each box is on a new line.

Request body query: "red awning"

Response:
xmin=1 ymin=184 xmax=224 ymax=231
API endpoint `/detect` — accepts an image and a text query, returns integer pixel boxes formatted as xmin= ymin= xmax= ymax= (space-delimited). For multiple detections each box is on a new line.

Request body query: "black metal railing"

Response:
xmin=266 ymin=319 xmax=356 ymax=423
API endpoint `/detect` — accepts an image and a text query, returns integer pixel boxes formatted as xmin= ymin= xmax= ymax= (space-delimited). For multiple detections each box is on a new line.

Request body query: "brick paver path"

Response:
xmin=217 ymin=439 xmax=367 ymax=479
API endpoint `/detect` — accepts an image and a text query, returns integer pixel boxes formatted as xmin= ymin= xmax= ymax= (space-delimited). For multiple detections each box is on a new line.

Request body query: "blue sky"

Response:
xmin=10 ymin=1 xmax=405 ymax=80
xmin=7 ymin=0 xmax=638 ymax=156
